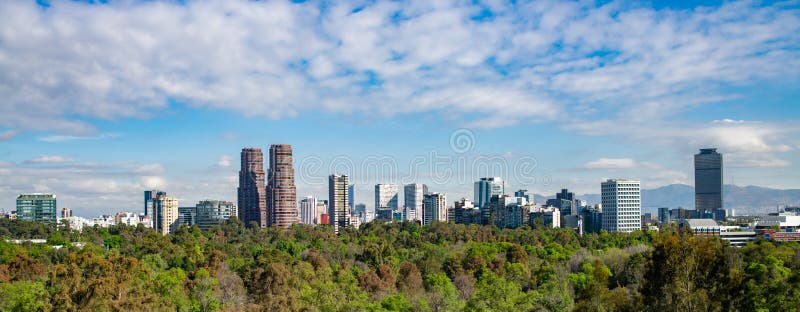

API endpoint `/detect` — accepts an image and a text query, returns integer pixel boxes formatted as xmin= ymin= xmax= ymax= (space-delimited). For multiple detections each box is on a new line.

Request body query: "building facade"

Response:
xmin=375 ymin=184 xmax=399 ymax=212
xmin=404 ymin=184 xmax=428 ymax=222
xmin=474 ymin=177 xmax=504 ymax=209
xmin=267 ymin=144 xmax=298 ymax=227
xmin=152 ymin=193 xmax=179 ymax=235
xmin=177 ymin=206 xmax=196 ymax=227
xmin=601 ymin=179 xmax=641 ymax=233
xmin=144 ymin=189 xmax=165 ymax=216
xmin=196 ymin=200 xmax=236 ymax=230
xmin=299 ymin=196 xmax=317 ymax=225
xmin=695 ymin=148 xmax=723 ymax=214
xmin=16 ymin=193 xmax=57 ymax=223
xmin=329 ymin=175 xmax=350 ymax=233
xmin=238 ymin=148 xmax=268 ymax=228
xmin=423 ymin=193 xmax=447 ymax=225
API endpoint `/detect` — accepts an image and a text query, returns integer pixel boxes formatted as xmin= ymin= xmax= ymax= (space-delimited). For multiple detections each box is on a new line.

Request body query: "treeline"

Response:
xmin=0 ymin=218 xmax=798 ymax=311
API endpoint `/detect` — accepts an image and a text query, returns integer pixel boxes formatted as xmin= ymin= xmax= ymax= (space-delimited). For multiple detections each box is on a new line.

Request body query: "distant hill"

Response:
xmin=537 ymin=184 xmax=800 ymax=216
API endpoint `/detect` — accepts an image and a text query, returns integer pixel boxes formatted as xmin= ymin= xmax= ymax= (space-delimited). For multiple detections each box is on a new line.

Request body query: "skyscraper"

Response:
xmin=348 ymin=184 xmax=355 ymax=212
xmin=375 ymin=184 xmax=399 ymax=212
xmin=329 ymin=175 xmax=350 ymax=233
xmin=514 ymin=189 xmax=534 ymax=205
xmin=404 ymin=183 xmax=428 ymax=222
xmin=195 ymin=200 xmax=236 ymax=231
xmin=238 ymin=148 xmax=267 ymax=228
xmin=299 ymin=196 xmax=317 ymax=225
xmin=144 ymin=189 xmax=165 ymax=216
xmin=423 ymin=192 xmax=447 ymax=225
xmin=267 ymin=144 xmax=298 ymax=227
xmin=152 ymin=193 xmax=179 ymax=235
xmin=695 ymin=148 xmax=723 ymax=214
xmin=474 ymin=177 xmax=504 ymax=209
xmin=16 ymin=193 xmax=56 ymax=223
xmin=601 ymin=179 xmax=641 ymax=233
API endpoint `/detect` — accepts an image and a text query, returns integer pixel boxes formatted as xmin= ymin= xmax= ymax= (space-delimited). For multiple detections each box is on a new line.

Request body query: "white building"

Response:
xmin=403 ymin=184 xmax=428 ymax=222
xmin=299 ymin=196 xmax=317 ymax=225
xmin=423 ymin=193 xmax=447 ymax=225
xmin=153 ymin=194 xmax=179 ymax=235
xmin=375 ymin=184 xmax=399 ymax=212
xmin=601 ymin=179 xmax=641 ymax=233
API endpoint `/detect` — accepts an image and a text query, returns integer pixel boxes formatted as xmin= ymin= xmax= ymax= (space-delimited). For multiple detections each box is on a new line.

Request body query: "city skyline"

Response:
xmin=0 ymin=0 xmax=798 ymax=216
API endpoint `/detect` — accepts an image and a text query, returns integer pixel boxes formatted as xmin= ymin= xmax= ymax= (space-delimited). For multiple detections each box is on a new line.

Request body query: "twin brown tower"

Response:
xmin=237 ymin=144 xmax=297 ymax=228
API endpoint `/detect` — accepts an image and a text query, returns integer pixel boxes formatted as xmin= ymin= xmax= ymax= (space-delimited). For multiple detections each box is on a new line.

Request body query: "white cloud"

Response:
xmin=140 ymin=176 xmax=166 ymax=189
xmin=134 ymin=163 xmax=165 ymax=175
xmin=37 ymin=133 xmax=118 ymax=142
xmin=217 ymin=155 xmax=232 ymax=168
xmin=0 ymin=0 xmax=794 ymax=135
xmin=26 ymin=155 xmax=73 ymax=164
xmin=585 ymin=158 xmax=637 ymax=169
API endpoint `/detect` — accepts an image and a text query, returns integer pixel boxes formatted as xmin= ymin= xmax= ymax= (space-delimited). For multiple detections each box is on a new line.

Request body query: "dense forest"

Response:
xmin=0 ymin=218 xmax=798 ymax=311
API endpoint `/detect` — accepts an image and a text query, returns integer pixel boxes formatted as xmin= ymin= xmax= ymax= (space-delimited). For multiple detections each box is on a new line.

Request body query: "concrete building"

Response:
xmin=514 ymin=189 xmax=534 ymax=205
xmin=375 ymin=184 xmax=399 ymax=212
xmin=315 ymin=200 xmax=328 ymax=225
xmin=601 ymin=179 xmax=641 ymax=233
xmin=530 ymin=206 xmax=561 ymax=229
xmin=267 ymin=144 xmax=298 ymax=227
xmin=152 ymin=193 xmax=179 ymax=235
xmin=695 ymin=148 xmax=723 ymax=216
xmin=453 ymin=198 xmax=480 ymax=225
xmin=238 ymin=148 xmax=268 ymax=228
xmin=658 ymin=207 xmax=670 ymax=224
xmin=61 ymin=207 xmax=72 ymax=219
xmin=329 ymin=175 xmax=350 ymax=233
xmin=196 ymin=200 xmax=236 ymax=230
xmin=16 ymin=193 xmax=57 ymax=223
xmin=299 ymin=196 xmax=317 ymax=225
xmin=423 ymin=193 xmax=447 ymax=225
xmin=404 ymin=184 xmax=428 ymax=222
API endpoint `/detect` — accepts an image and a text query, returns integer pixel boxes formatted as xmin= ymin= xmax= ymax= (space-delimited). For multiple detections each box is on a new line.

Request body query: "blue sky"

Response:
xmin=0 ymin=0 xmax=798 ymax=216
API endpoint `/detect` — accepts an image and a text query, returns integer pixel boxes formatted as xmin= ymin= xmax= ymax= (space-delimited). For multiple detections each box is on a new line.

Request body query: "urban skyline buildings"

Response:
xmin=299 ymin=196 xmax=317 ymax=225
xmin=695 ymin=148 xmax=724 ymax=214
xmin=152 ymin=193 xmax=178 ymax=235
xmin=267 ymin=144 xmax=298 ymax=228
xmin=238 ymin=148 xmax=268 ymax=228
xmin=329 ymin=174 xmax=350 ymax=233
xmin=195 ymin=200 xmax=236 ymax=231
xmin=16 ymin=193 xmax=57 ymax=223
xmin=601 ymin=179 xmax=642 ymax=233
xmin=374 ymin=183 xmax=399 ymax=212
xmin=474 ymin=177 xmax=504 ymax=209
xmin=423 ymin=192 xmax=447 ymax=225
xmin=404 ymin=183 xmax=428 ymax=222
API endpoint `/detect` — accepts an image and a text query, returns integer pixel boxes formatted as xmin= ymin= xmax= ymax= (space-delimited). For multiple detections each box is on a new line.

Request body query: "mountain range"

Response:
xmin=535 ymin=184 xmax=800 ymax=216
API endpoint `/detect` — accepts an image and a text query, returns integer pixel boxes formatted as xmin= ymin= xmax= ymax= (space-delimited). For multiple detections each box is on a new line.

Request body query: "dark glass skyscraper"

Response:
xmin=267 ymin=144 xmax=298 ymax=228
xmin=695 ymin=148 xmax=723 ymax=214
xmin=238 ymin=148 xmax=267 ymax=228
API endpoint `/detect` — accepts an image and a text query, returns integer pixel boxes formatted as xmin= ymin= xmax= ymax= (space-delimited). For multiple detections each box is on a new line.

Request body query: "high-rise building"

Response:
xmin=658 ymin=207 xmax=670 ymax=224
xmin=144 ymin=190 xmax=165 ymax=216
xmin=695 ymin=148 xmax=723 ymax=214
xmin=238 ymin=148 xmax=267 ymax=228
xmin=454 ymin=198 xmax=480 ymax=225
xmin=16 ymin=193 xmax=56 ymax=223
xmin=348 ymin=184 xmax=355 ymax=211
xmin=195 ymin=200 xmax=236 ymax=230
xmin=601 ymin=179 xmax=641 ymax=233
xmin=177 ymin=206 xmax=196 ymax=227
xmin=514 ymin=189 xmax=534 ymax=205
xmin=474 ymin=177 xmax=504 ymax=209
xmin=493 ymin=195 xmax=529 ymax=229
xmin=61 ymin=207 xmax=72 ymax=219
xmin=152 ymin=193 xmax=179 ymax=235
xmin=423 ymin=193 xmax=447 ymax=225
xmin=267 ymin=144 xmax=298 ymax=228
xmin=329 ymin=175 xmax=350 ymax=233
xmin=315 ymin=200 xmax=328 ymax=225
xmin=375 ymin=184 xmax=399 ymax=212
xmin=299 ymin=196 xmax=317 ymax=225
xmin=404 ymin=184 xmax=428 ymax=222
